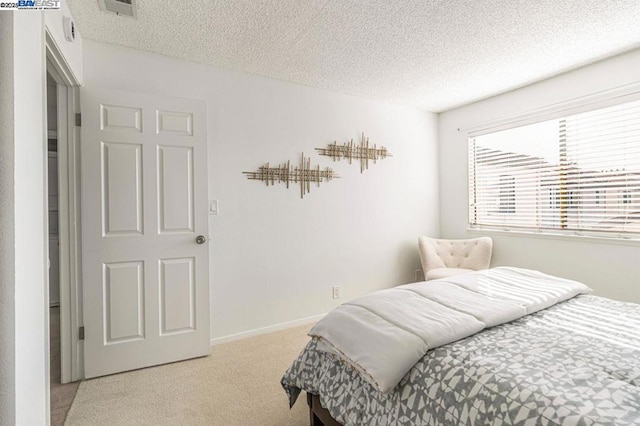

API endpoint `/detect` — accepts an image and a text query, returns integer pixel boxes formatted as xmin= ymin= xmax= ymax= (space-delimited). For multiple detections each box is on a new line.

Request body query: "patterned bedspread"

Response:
xmin=281 ymin=295 xmax=640 ymax=425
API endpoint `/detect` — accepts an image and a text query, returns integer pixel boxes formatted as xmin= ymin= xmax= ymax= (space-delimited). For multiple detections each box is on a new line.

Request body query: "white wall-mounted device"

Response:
xmin=63 ymin=16 xmax=76 ymax=43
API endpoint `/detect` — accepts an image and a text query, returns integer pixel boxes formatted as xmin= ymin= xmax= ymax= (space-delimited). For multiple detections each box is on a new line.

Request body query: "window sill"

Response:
xmin=465 ymin=227 xmax=640 ymax=247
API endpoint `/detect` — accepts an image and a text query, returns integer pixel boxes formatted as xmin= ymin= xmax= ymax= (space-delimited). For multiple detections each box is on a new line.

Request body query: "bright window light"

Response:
xmin=469 ymin=98 xmax=640 ymax=238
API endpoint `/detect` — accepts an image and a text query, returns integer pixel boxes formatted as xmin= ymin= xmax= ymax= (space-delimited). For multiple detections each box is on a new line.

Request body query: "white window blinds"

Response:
xmin=469 ymin=98 xmax=640 ymax=237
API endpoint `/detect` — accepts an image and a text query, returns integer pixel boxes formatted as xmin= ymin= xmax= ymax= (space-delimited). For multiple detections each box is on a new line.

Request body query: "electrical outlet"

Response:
xmin=332 ymin=285 xmax=341 ymax=299
xmin=415 ymin=269 xmax=425 ymax=282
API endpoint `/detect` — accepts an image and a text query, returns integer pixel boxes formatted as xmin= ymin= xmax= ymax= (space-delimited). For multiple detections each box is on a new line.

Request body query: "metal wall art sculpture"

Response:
xmin=316 ymin=133 xmax=391 ymax=173
xmin=243 ymin=153 xmax=339 ymax=199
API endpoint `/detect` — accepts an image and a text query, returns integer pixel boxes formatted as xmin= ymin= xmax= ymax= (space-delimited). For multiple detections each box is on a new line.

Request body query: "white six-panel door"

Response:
xmin=81 ymin=87 xmax=210 ymax=378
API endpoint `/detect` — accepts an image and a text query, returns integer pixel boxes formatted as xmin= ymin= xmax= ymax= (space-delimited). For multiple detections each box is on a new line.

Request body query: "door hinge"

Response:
xmin=79 ymin=326 xmax=85 ymax=341
xmin=75 ymin=113 xmax=81 ymax=127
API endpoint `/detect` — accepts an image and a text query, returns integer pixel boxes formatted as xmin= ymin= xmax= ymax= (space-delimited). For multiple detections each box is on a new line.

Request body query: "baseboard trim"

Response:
xmin=210 ymin=313 xmax=326 ymax=346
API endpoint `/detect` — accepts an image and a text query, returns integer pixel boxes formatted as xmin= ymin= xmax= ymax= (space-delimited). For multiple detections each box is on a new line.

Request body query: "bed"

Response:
xmin=281 ymin=268 xmax=640 ymax=425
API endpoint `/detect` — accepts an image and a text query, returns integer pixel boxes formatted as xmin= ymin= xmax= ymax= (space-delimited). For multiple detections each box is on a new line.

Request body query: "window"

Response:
xmin=469 ymin=98 xmax=640 ymax=237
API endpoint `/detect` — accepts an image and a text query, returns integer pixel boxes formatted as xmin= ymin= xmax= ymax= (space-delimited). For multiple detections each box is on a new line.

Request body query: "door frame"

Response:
xmin=46 ymin=30 xmax=83 ymax=383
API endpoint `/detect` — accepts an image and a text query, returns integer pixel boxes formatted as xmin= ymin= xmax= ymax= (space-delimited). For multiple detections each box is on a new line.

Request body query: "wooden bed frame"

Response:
xmin=307 ymin=393 xmax=343 ymax=426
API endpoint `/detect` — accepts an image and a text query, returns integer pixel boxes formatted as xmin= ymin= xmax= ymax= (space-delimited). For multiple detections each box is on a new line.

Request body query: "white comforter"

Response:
xmin=309 ymin=267 xmax=592 ymax=393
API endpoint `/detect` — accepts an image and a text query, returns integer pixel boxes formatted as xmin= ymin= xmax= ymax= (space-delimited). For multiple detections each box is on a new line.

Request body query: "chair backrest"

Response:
xmin=418 ymin=236 xmax=493 ymax=274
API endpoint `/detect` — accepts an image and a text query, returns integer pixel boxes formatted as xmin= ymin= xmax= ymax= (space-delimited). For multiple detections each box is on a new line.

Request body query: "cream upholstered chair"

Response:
xmin=418 ymin=236 xmax=493 ymax=281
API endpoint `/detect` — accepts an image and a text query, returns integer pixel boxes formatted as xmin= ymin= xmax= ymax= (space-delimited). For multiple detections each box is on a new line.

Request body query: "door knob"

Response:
xmin=196 ymin=235 xmax=207 ymax=245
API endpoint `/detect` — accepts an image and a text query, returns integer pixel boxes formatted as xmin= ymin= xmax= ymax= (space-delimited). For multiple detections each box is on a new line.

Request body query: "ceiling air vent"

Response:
xmin=98 ymin=0 xmax=137 ymax=19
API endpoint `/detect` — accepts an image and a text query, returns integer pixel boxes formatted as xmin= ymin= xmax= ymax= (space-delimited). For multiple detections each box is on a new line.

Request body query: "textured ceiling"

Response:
xmin=67 ymin=0 xmax=640 ymax=112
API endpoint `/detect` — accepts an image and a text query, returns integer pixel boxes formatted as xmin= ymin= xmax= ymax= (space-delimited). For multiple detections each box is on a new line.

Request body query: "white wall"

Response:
xmin=14 ymin=12 xmax=49 ymax=426
xmin=0 ymin=12 xmax=16 ymax=426
xmin=83 ymin=41 xmax=440 ymax=339
xmin=439 ymin=49 xmax=640 ymax=304
xmin=0 ymin=11 xmax=50 ymax=425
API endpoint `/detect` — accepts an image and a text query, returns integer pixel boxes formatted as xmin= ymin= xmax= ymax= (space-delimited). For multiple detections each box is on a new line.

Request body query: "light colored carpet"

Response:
xmin=65 ymin=324 xmax=312 ymax=425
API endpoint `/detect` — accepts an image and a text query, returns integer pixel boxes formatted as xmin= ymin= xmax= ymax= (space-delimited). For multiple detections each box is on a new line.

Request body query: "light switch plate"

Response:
xmin=208 ymin=200 xmax=219 ymax=215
